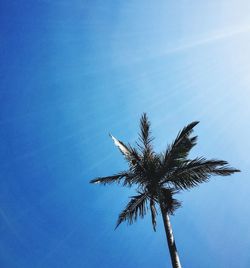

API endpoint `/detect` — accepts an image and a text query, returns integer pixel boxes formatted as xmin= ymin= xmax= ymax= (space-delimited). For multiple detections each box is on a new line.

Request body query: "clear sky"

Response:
xmin=0 ymin=1 xmax=250 ymax=267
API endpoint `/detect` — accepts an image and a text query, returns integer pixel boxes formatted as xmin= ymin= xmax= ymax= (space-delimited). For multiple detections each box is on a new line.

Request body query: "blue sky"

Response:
xmin=0 ymin=1 xmax=250 ymax=267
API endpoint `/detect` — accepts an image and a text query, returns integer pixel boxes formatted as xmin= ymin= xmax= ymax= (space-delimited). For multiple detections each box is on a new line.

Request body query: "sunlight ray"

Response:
xmin=165 ymin=25 xmax=250 ymax=54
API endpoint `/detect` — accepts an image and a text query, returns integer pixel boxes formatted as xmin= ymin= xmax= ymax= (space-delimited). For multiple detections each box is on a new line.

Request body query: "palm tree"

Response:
xmin=90 ymin=113 xmax=240 ymax=268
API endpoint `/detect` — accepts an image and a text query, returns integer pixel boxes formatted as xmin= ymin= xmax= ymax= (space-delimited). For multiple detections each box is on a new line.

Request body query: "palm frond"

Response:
xmin=163 ymin=121 xmax=199 ymax=168
xmin=174 ymin=121 xmax=199 ymax=146
xmin=160 ymin=122 xmax=199 ymax=182
xmin=110 ymin=134 xmax=140 ymax=165
xmin=165 ymin=157 xmax=240 ymax=190
xmin=137 ymin=113 xmax=154 ymax=155
xmin=90 ymin=172 xmax=129 ymax=185
xmin=115 ymin=193 xmax=148 ymax=229
xmin=110 ymin=134 xmax=131 ymax=157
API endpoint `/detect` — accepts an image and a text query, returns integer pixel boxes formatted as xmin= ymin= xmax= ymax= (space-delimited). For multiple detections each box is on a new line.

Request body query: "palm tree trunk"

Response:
xmin=159 ymin=202 xmax=182 ymax=268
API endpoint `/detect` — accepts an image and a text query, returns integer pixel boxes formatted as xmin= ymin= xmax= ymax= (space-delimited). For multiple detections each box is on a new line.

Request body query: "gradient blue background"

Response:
xmin=0 ymin=1 xmax=249 ymax=267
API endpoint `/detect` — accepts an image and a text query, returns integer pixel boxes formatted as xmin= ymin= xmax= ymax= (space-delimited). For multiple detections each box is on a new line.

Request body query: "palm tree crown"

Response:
xmin=90 ymin=113 xmax=239 ymax=229
xmin=90 ymin=113 xmax=240 ymax=268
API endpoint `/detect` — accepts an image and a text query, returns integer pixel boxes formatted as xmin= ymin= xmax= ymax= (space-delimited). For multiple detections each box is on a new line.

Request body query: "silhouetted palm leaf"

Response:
xmin=165 ymin=157 xmax=240 ymax=190
xmin=115 ymin=192 xmax=148 ymax=229
xmin=90 ymin=172 xmax=131 ymax=185
xmin=163 ymin=122 xmax=199 ymax=168
xmin=138 ymin=113 xmax=154 ymax=156
xmin=110 ymin=134 xmax=140 ymax=165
